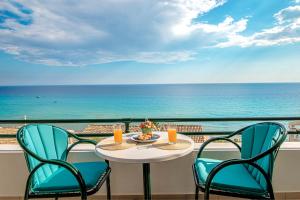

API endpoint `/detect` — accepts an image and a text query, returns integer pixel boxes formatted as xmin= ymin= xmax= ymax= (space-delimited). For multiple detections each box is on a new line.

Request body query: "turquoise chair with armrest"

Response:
xmin=193 ymin=122 xmax=287 ymax=200
xmin=17 ymin=124 xmax=111 ymax=200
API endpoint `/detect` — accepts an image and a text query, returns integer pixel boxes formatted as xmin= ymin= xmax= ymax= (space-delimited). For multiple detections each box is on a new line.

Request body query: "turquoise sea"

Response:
xmin=0 ymin=83 xmax=300 ymax=120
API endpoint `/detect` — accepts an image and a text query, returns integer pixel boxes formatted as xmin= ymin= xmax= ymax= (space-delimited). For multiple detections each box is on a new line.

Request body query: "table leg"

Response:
xmin=143 ymin=163 xmax=151 ymax=200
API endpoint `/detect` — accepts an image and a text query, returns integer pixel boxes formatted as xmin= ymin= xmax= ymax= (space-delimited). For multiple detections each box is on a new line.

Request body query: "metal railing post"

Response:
xmin=124 ymin=119 xmax=131 ymax=133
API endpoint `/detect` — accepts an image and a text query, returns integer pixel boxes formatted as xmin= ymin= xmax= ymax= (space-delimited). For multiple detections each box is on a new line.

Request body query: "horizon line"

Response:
xmin=1 ymin=81 xmax=300 ymax=87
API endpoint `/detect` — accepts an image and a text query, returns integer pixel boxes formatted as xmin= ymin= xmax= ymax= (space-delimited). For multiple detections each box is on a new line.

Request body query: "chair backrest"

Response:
xmin=240 ymin=122 xmax=286 ymax=189
xmin=17 ymin=124 xmax=69 ymax=187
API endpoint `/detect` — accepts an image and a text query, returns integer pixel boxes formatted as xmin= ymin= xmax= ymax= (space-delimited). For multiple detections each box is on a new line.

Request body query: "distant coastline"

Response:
xmin=1 ymin=81 xmax=300 ymax=87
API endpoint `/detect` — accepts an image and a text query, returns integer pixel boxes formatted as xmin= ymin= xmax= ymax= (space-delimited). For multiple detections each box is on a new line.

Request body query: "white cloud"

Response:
xmin=216 ymin=5 xmax=300 ymax=48
xmin=274 ymin=5 xmax=300 ymax=24
xmin=0 ymin=0 xmax=243 ymax=66
xmin=6 ymin=47 xmax=195 ymax=66
xmin=169 ymin=0 xmax=227 ymax=36
xmin=192 ymin=16 xmax=248 ymax=36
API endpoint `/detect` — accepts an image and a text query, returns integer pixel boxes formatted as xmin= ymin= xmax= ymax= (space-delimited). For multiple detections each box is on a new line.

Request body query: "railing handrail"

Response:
xmin=0 ymin=117 xmax=299 ymax=139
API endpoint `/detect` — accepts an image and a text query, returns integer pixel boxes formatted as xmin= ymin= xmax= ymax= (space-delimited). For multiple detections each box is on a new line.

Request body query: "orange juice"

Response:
xmin=113 ymin=129 xmax=123 ymax=144
xmin=168 ymin=128 xmax=177 ymax=144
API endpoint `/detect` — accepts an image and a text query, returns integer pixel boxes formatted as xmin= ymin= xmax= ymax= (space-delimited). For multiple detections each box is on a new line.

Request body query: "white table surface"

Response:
xmin=95 ymin=131 xmax=195 ymax=163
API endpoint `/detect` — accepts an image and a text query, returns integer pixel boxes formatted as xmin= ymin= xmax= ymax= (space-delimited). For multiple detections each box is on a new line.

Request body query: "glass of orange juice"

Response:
xmin=113 ymin=124 xmax=123 ymax=144
xmin=167 ymin=124 xmax=177 ymax=144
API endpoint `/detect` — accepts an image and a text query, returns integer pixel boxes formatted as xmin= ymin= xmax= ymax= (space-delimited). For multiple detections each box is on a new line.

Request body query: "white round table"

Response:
xmin=95 ymin=131 xmax=194 ymax=200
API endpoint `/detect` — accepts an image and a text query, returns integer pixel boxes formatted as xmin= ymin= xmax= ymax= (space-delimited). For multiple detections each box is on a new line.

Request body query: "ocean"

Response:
xmin=0 ymin=83 xmax=300 ymax=121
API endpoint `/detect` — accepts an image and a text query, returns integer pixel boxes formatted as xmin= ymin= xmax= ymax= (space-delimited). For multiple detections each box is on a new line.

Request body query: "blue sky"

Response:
xmin=0 ymin=0 xmax=300 ymax=85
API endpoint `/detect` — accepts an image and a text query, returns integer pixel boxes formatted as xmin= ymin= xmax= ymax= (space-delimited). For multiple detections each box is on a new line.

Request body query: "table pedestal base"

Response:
xmin=143 ymin=163 xmax=151 ymax=200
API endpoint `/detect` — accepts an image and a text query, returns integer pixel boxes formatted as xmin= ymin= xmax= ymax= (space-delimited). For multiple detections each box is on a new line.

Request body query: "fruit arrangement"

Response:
xmin=138 ymin=120 xmax=157 ymax=140
xmin=137 ymin=133 xmax=153 ymax=141
xmin=140 ymin=120 xmax=157 ymax=130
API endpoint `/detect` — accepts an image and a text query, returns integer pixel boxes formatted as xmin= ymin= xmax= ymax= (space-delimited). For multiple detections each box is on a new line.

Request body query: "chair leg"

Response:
xmin=267 ymin=180 xmax=275 ymax=200
xmin=23 ymin=193 xmax=29 ymax=200
xmin=24 ymin=185 xmax=30 ymax=200
xmin=204 ymin=188 xmax=210 ymax=200
xmin=195 ymin=186 xmax=199 ymax=200
xmin=106 ymin=174 xmax=111 ymax=200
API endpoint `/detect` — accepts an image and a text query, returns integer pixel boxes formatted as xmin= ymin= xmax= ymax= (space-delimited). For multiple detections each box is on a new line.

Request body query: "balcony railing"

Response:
xmin=0 ymin=116 xmax=299 ymax=139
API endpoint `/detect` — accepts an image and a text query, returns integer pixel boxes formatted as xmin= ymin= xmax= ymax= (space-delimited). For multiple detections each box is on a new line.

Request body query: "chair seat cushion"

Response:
xmin=33 ymin=161 xmax=108 ymax=193
xmin=195 ymin=158 xmax=265 ymax=194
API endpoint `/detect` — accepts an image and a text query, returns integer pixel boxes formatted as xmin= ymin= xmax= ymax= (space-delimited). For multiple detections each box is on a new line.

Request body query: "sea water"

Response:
xmin=0 ymin=83 xmax=299 ymax=130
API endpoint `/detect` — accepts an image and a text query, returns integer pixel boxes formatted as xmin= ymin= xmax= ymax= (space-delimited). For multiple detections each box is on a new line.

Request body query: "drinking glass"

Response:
xmin=113 ymin=124 xmax=123 ymax=144
xmin=167 ymin=124 xmax=177 ymax=144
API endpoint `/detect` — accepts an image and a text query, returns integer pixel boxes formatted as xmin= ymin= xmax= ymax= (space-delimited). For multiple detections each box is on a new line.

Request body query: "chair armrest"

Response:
xmin=67 ymin=139 xmax=97 ymax=151
xmin=203 ymin=158 xmax=273 ymax=199
xmin=68 ymin=131 xmax=97 ymax=144
xmin=197 ymin=137 xmax=241 ymax=158
xmin=26 ymin=159 xmax=87 ymax=198
xmin=66 ymin=131 xmax=97 ymax=156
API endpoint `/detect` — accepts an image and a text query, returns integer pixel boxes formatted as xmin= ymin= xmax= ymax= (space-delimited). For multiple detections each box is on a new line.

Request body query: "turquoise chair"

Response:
xmin=17 ymin=124 xmax=111 ymax=200
xmin=193 ymin=122 xmax=287 ymax=200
